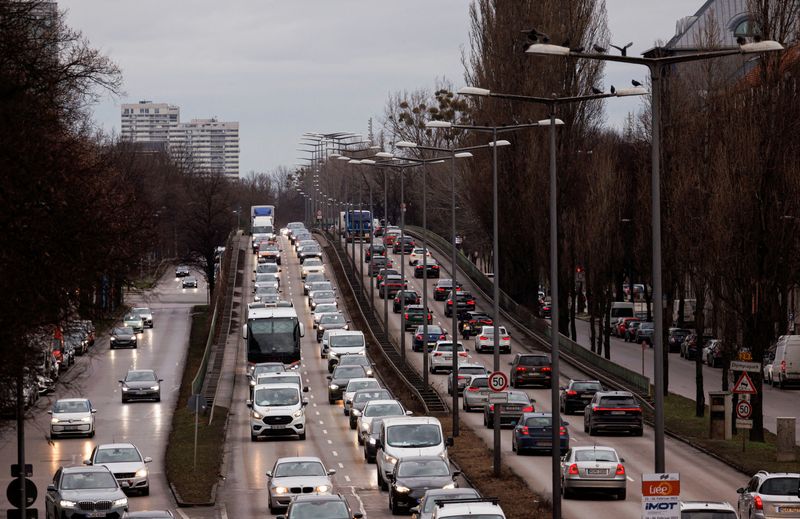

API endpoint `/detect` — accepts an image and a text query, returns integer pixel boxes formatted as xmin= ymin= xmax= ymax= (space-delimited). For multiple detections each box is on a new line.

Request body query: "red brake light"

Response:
xmin=520 ymin=426 xmax=529 ymax=436
xmin=568 ymin=464 xmax=579 ymax=475
xmin=541 ymin=367 xmax=552 ymax=372
xmin=754 ymin=495 xmax=763 ymax=510
xmin=781 ymin=360 xmax=787 ymax=372
xmin=433 ymin=352 xmax=442 ymax=357
xmin=415 ymin=334 xmax=423 ymax=340
xmin=516 ymin=367 xmax=527 ymax=372
xmin=522 ymin=405 xmax=535 ymax=412
xmin=467 ymin=300 xmax=475 ymax=305
xmin=439 ymin=335 xmax=446 ymax=340
xmin=559 ymin=426 xmax=567 ymax=435
xmin=466 ymin=386 xmax=479 ymax=392
xmin=479 ymin=336 xmax=488 ymax=341
xmin=502 ymin=336 xmax=510 ymax=341
xmin=432 ymin=265 xmax=439 ymax=269
xmin=566 ymin=390 xmax=577 ymax=396
xmin=404 ymin=314 xmax=409 ymax=320
xmin=489 ymin=404 xmax=495 ymax=411
xmin=457 ymin=376 xmax=466 ymax=380
xmin=615 ymin=464 xmax=625 ymax=475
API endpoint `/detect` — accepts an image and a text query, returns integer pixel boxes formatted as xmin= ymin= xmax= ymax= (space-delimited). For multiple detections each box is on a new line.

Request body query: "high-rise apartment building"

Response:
xmin=120 ymin=101 xmax=239 ymax=178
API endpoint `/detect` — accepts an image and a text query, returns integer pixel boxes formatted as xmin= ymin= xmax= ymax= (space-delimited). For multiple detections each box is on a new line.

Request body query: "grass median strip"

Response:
xmin=165 ymin=304 xmax=228 ymax=504
xmin=663 ymin=392 xmax=800 ymax=475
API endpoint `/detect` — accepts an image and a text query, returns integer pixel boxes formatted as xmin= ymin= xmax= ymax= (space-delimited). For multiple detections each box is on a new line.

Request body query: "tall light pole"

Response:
xmin=526 ymin=34 xmax=782 ymax=475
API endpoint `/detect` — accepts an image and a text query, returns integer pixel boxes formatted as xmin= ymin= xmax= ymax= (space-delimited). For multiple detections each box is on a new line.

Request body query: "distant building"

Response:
xmin=169 ymin=118 xmax=240 ymax=179
xmin=663 ymin=0 xmax=753 ymax=51
xmin=120 ymin=102 xmax=239 ymax=179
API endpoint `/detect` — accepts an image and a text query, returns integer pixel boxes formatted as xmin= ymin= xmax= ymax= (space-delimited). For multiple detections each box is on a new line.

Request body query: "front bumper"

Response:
xmin=114 ymin=473 xmax=149 ymax=492
xmin=251 ymin=414 xmax=305 ymax=438
xmin=121 ymin=388 xmax=159 ymax=401
xmin=51 ymin=423 xmax=92 ymax=436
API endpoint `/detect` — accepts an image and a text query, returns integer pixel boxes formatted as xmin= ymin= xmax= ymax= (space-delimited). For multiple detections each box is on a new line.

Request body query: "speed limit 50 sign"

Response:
xmin=488 ymin=371 xmax=508 ymax=392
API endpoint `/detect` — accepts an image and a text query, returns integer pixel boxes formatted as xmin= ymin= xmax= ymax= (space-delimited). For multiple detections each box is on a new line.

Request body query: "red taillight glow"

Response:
xmin=541 ymin=367 xmax=552 ymax=372
xmin=458 ymin=352 xmax=467 ymax=357
xmin=593 ymin=407 xmax=641 ymax=413
xmin=516 ymin=367 xmax=528 ymax=372
xmin=615 ymin=464 xmax=625 ymax=475
xmin=559 ymin=426 xmax=567 ymax=435
xmin=404 ymin=314 xmax=409 ymax=320
xmin=754 ymin=496 xmax=763 ymax=510
xmin=439 ymin=335 xmax=446 ymax=340
xmin=502 ymin=336 xmax=510 ymax=341
xmin=433 ymin=352 xmax=442 ymax=357
xmin=467 ymin=300 xmax=475 ymax=305
xmin=520 ymin=426 xmax=529 ymax=436
xmin=566 ymin=390 xmax=577 ymax=396
xmin=479 ymin=336 xmax=488 ymax=341
xmin=522 ymin=405 xmax=535 ymax=412
xmin=489 ymin=404 xmax=495 ymax=411
xmin=568 ymin=464 xmax=579 ymax=475
xmin=467 ymin=387 xmax=479 ymax=392
xmin=415 ymin=334 xmax=423 ymax=340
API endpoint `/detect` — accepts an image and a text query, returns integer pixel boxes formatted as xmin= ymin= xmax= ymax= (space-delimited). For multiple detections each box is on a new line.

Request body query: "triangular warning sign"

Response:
xmin=733 ymin=371 xmax=758 ymax=394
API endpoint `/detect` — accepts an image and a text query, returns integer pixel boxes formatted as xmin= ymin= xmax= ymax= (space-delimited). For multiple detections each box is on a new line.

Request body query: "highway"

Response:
xmin=341 ymin=233 xmax=750 ymax=519
xmin=0 ymin=269 xmax=208 ymax=515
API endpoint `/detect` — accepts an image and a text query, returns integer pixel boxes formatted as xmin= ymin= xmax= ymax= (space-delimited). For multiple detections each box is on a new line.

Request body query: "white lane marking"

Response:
xmin=323 ymin=429 xmax=328 ymax=434
xmin=332 ymin=451 xmax=338 ymax=457
xmin=312 ymin=403 xmax=318 ymax=407
xmin=309 ymin=394 xmax=315 ymax=399
xmin=345 ymin=475 xmax=352 ymax=482
xmin=319 ymin=420 xmax=324 ymax=425
xmin=327 ymin=439 xmax=333 ymax=444
xmin=219 ymin=505 xmax=229 ymax=519
xmin=338 ymin=462 xmax=344 ymax=468
xmin=315 ymin=411 xmax=320 ymax=416
xmin=175 ymin=510 xmax=191 ymax=519
xmin=627 ymin=476 xmax=635 ymax=482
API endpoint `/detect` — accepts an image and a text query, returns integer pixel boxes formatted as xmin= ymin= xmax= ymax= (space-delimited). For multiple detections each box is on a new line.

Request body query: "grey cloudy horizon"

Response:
xmin=61 ymin=0 xmax=701 ymax=176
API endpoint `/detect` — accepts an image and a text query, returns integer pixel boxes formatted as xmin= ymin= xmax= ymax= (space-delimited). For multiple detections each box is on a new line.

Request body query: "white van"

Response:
xmin=247 ymin=383 xmax=307 ymax=441
xmin=375 ymin=416 xmax=452 ymax=490
xmin=609 ymin=302 xmax=634 ymax=322
xmin=327 ymin=330 xmax=366 ymax=371
xmin=772 ymin=335 xmax=800 ymax=388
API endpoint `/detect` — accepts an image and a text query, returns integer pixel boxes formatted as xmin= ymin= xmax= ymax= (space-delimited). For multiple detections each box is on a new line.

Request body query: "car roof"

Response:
xmin=127 ymin=369 xmax=155 ymax=374
xmin=62 ymin=465 xmax=114 ymax=474
xmin=435 ymin=501 xmax=504 ymax=517
xmin=275 ymin=456 xmax=324 ymax=464
xmin=458 ymin=363 xmax=486 ymax=369
xmin=247 ymin=307 xmax=299 ymax=319
xmin=124 ymin=512 xmax=174 ymax=518
xmin=569 ymin=379 xmax=602 ymax=384
xmin=345 ymin=377 xmax=376 ymax=385
xmin=328 ymin=330 xmax=364 ymax=337
xmin=571 ymin=445 xmax=618 ymax=453
xmin=364 ymin=399 xmax=402 ymax=407
xmin=253 ymin=383 xmax=300 ymax=391
xmin=96 ymin=443 xmax=138 ymax=450
xmin=680 ymin=501 xmax=736 ymax=512
xmin=291 ymin=494 xmax=348 ymax=503
xmin=382 ymin=416 xmax=440 ymax=427
xmin=55 ymin=397 xmax=90 ymax=403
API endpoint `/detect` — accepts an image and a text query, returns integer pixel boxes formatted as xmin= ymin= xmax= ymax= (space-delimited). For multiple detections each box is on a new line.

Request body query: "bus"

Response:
xmin=242 ymin=307 xmax=305 ymax=367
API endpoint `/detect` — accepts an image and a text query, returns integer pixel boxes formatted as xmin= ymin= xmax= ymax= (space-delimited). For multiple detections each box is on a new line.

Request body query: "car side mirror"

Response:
xmin=326 ymin=375 xmax=332 ymax=380
xmin=299 ymin=323 xmax=305 ymax=337
xmin=47 ymin=410 xmax=52 ymax=415
xmin=736 ymin=487 xmax=745 ymax=494
xmin=118 ymin=380 xmax=124 ymax=384
xmin=144 ymin=456 xmax=153 ymax=463
xmin=619 ymin=457 xmax=625 ymax=463
xmin=47 ymin=484 xmax=56 ymax=491
xmin=409 ymin=507 xmax=419 ymax=514
xmin=446 ymin=436 xmax=454 ymax=447
xmin=302 ymin=399 xmax=309 ymax=406
xmin=405 ymin=410 xmax=413 ymax=415
xmin=158 ymin=379 xmax=164 ymax=382
xmin=387 ymin=474 xmax=395 ymax=482
xmin=266 ymin=471 xmax=273 ymax=478
xmin=354 ymin=513 xmax=364 ymax=519
xmin=327 ymin=469 xmax=337 ymax=476
xmin=453 ymin=470 xmax=462 ymax=478
xmin=303 ymin=386 xmax=309 ymax=393
xmin=246 ymin=400 xmax=253 ymax=408
xmin=563 ymin=421 xmax=569 ymax=426
xmin=83 ymin=459 xmax=92 ymax=466
xmin=242 ymin=324 xmax=248 ymax=339
xmin=91 ymin=409 xmax=97 ymax=413
xmin=351 ymin=409 xmax=362 ymax=417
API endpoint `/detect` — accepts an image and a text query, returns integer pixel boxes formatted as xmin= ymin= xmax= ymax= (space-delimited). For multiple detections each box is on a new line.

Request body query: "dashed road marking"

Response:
xmin=319 ymin=420 xmax=324 ymax=425
xmin=323 ymin=429 xmax=328 ymax=434
xmin=345 ymin=475 xmax=352 ymax=482
xmin=338 ymin=462 xmax=344 ymax=468
xmin=327 ymin=439 xmax=333 ymax=444
xmin=315 ymin=411 xmax=320 ymax=416
xmin=627 ymin=476 xmax=635 ymax=482
xmin=332 ymin=451 xmax=339 ymax=457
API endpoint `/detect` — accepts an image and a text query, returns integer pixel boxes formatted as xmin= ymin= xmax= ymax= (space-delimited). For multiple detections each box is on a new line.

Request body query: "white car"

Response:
xmin=266 ymin=456 xmax=335 ymax=514
xmin=680 ymin=501 xmax=738 ymax=519
xmin=356 ymin=399 xmax=409 ymax=445
xmin=131 ymin=307 xmax=153 ymax=328
xmin=408 ymin=247 xmax=432 ymax=266
xmin=301 ymin=258 xmax=325 ymax=279
xmin=428 ymin=341 xmax=470 ymax=374
xmin=86 ymin=442 xmax=152 ymax=495
xmin=327 ymin=330 xmax=366 ymax=370
xmin=342 ymin=378 xmax=382 ymax=416
xmin=431 ymin=498 xmax=506 ymax=519
xmin=248 ymin=383 xmax=307 ymax=441
xmin=49 ymin=398 xmax=96 ymax=438
xmin=474 ymin=326 xmax=511 ymax=354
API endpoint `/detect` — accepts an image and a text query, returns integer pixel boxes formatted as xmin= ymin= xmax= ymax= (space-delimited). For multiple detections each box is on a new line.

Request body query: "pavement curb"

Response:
xmin=170 ymin=482 xmax=217 ymax=508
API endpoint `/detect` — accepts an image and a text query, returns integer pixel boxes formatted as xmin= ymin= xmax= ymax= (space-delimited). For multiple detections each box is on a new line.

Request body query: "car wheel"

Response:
xmin=583 ymin=421 xmax=589 ymax=434
xmin=299 ymin=431 xmax=306 ymax=440
xmin=89 ymin=429 xmax=95 ymax=438
xmin=357 ymin=433 xmax=364 ymax=445
xmin=562 ymin=483 xmax=574 ymax=499
xmin=617 ymin=488 xmax=627 ymax=500
xmin=377 ymin=468 xmax=387 ymax=490
xmin=634 ymin=428 xmax=644 ymax=437
xmin=779 ymin=376 xmax=786 ymax=389
xmin=589 ymin=425 xmax=597 ymax=436
xmin=121 ymin=397 xmax=128 ymax=404
xmin=250 ymin=432 xmax=258 ymax=441
xmin=269 ymin=503 xmax=281 ymax=515
xmin=350 ymin=418 xmax=356 ymax=430
xmin=141 ymin=486 xmax=150 ymax=496
xmin=511 ymin=438 xmax=517 ymax=452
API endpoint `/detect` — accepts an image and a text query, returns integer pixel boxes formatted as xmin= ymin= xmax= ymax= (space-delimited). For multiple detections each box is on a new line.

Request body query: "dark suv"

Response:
xmin=584 ymin=391 xmax=643 ymax=436
xmin=445 ymin=291 xmax=476 ymax=317
xmin=559 ymin=379 xmax=604 ymax=414
xmin=393 ymin=290 xmax=420 ymax=312
xmin=509 ymin=353 xmax=552 ymax=388
xmin=392 ymin=236 xmax=416 ymax=254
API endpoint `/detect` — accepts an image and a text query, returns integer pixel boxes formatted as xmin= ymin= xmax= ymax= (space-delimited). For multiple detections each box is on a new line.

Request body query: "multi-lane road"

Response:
xmin=0 ymin=269 xmax=208 ymax=515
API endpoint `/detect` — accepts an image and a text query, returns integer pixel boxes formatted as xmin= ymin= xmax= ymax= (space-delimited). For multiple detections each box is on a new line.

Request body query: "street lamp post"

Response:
xmin=526 ymin=35 xmax=782 ymax=475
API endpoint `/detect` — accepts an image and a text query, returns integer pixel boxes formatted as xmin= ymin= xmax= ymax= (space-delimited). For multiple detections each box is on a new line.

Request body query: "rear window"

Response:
xmin=572 ymin=382 xmax=603 ymax=391
xmin=681 ymin=511 xmax=737 ymax=519
xmin=525 ymin=416 xmax=553 ymax=427
xmin=599 ymin=395 xmax=638 ymax=407
xmin=470 ymin=378 xmax=488 ymax=388
xmin=460 ymin=367 xmax=486 ymax=375
xmin=759 ymin=476 xmax=800 ymax=495
xmin=519 ymin=355 xmax=550 ymax=366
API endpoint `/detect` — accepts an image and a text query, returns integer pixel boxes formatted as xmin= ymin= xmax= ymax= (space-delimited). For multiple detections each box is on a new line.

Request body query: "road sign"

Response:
xmin=736 ymin=418 xmax=753 ymax=429
xmin=732 ymin=371 xmax=758 ymax=395
xmin=642 ymin=473 xmax=680 ymax=519
xmin=10 ymin=465 xmax=32 ymax=478
xmin=488 ymin=371 xmax=508 ymax=392
xmin=6 ymin=478 xmax=36 ymax=508
xmin=736 ymin=400 xmax=753 ymax=419
xmin=487 ymin=391 xmax=508 ymax=404
xmin=730 ymin=361 xmax=761 ymax=372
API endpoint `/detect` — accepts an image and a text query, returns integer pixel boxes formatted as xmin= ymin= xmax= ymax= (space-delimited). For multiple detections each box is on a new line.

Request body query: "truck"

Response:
xmin=251 ymin=215 xmax=275 ymax=252
xmin=340 ymin=210 xmax=372 ymax=243
xmin=250 ymin=205 xmax=275 ymax=229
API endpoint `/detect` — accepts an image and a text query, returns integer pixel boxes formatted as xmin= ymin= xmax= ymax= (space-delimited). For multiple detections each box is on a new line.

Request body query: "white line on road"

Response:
xmin=627 ymin=476 xmax=635 ymax=482
xmin=332 ymin=451 xmax=338 ymax=457
xmin=345 ymin=475 xmax=351 ymax=482
xmin=319 ymin=420 xmax=324 ymax=425
xmin=327 ymin=439 xmax=333 ymax=444
xmin=323 ymin=429 xmax=328 ymax=434
xmin=338 ymin=462 xmax=344 ymax=468
xmin=315 ymin=411 xmax=320 ymax=416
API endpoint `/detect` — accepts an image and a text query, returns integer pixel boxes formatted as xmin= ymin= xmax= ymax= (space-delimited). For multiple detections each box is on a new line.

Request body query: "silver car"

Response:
xmin=254 ymin=285 xmax=280 ymax=303
xmin=49 ymin=398 xmax=96 ymax=438
xmin=110 ymin=327 xmax=137 ymax=349
xmin=45 ymin=465 xmax=128 ymax=518
xmin=131 ymin=307 xmax=153 ymax=328
xmin=356 ymin=399 xmax=409 ymax=445
xmin=266 ymin=456 xmax=335 ymax=513
xmin=412 ymin=487 xmax=481 ymax=519
xmin=737 ymin=471 xmax=800 ymax=519
xmin=253 ymin=273 xmax=280 ymax=292
xmin=342 ymin=378 xmax=382 ymax=416
xmin=461 ymin=375 xmax=490 ymax=412
xmin=561 ymin=446 xmax=627 ymax=500
xmin=312 ymin=303 xmax=339 ymax=330
xmin=309 ymin=289 xmax=337 ymax=310
xmin=87 ymin=443 xmax=152 ymax=495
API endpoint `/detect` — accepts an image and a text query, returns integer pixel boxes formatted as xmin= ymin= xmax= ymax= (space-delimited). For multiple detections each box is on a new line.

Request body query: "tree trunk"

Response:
xmin=570 ymin=288 xmax=577 ymax=341
xmin=603 ymin=292 xmax=612 ymax=359
xmin=693 ymin=276 xmax=706 ymax=417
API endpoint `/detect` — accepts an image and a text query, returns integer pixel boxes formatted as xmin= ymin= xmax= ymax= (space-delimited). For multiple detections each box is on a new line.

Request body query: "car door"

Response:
xmin=585 ymin=394 xmax=599 ymax=428
xmin=45 ymin=468 xmax=61 ymax=516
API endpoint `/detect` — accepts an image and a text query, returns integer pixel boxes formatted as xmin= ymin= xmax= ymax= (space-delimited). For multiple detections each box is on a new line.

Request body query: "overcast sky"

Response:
xmin=61 ymin=0 xmax=702 ymax=175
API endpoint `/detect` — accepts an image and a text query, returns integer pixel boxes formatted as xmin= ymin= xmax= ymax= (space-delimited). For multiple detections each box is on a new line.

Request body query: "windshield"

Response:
xmin=460 ymin=367 xmax=486 ymax=375
xmin=525 ymin=416 xmax=553 ymax=427
xmin=314 ymin=291 xmax=336 ymax=300
xmin=315 ymin=304 xmax=338 ymax=314
xmin=354 ymin=390 xmax=391 ymax=403
xmin=397 ymin=459 xmax=450 ymax=477
xmin=304 ymin=259 xmax=322 ymax=267
xmin=252 ymin=225 xmax=274 ymax=234
xmin=274 ymin=461 xmax=326 ymax=477
xmin=257 ymin=375 xmax=300 ymax=386
xmin=681 ymin=512 xmax=737 ymax=519
xmin=339 ymin=356 xmax=369 ymax=366
xmin=132 ymin=308 xmax=150 ymax=315
xmin=470 ymin=378 xmax=488 ymax=388
xmin=113 ymin=327 xmax=133 ymax=335
xmin=95 ymin=447 xmax=141 ymax=463
xmin=330 ymin=335 xmax=364 ymax=348
xmin=256 ymin=286 xmax=279 ymax=295
xmin=333 ymin=366 xmax=365 ymax=378
xmin=519 ymin=356 xmax=550 ymax=366
xmin=61 ymin=472 xmax=117 ymax=490
xmin=364 ymin=402 xmax=404 ymax=417
xmin=574 ymin=449 xmax=618 ymax=462
xmin=386 ymin=424 xmax=442 ymax=448
xmin=53 ymin=400 xmax=90 ymax=413
xmin=126 ymin=371 xmax=156 ymax=382
xmin=599 ymin=396 xmax=638 ymax=407
xmin=508 ymin=393 xmax=531 ymax=404
xmin=289 ymin=501 xmax=349 ymax=519
xmin=253 ymin=365 xmax=284 ymax=377
xmin=573 ymin=382 xmax=603 ymax=391
xmin=760 ymin=477 xmax=800 ymax=495
xmin=346 ymin=380 xmax=379 ymax=392
xmin=248 ymin=317 xmax=299 ymax=354
xmin=255 ymin=274 xmax=275 ymax=282
xmin=254 ymin=387 xmax=299 ymax=406
xmin=320 ymin=314 xmax=345 ymax=325
xmin=259 ymin=264 xmax=279 ymax=273
xmin=422 ymin=327 xmax=444 ymax=336
xmin=435 ymin=343 xmax=463 ymax=352
xmin=310 ymin=283 xmax=332 ymax=291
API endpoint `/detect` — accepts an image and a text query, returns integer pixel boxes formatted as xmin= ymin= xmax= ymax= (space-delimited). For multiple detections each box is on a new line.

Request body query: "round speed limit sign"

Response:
xmin=737 ymin=400 xmax=752 ymax=419
xmin=488 ymin=371 xmax=508 ymax=392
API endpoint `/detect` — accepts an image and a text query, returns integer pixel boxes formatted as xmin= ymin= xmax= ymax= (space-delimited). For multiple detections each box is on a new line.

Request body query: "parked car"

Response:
xmin=49 ymin=398 xmax=96 ymax=438
xmin=509 ymin=353 xmax=552 ymax=388
xmin=635 ymin=321 xmax=655 ymax=345
xmin=584 ymin=391 xmax=643 ymax=436
xmin=86 ymin=443 xmax=152 ymax=496
xmin=560 ymin=380 xmax=604 ymax=414
xmin=512 ymin=412 xmax=569 ymax=455
xmin=614 ymin=317 xmax=639 ymax=338
xmin=119 ymin=369 xmax=163 ymax=403
xmin=681 ymin=333 xmax=715 ymax=360
xmin=624 ymin=321 xmax=642 ymax=342
xmin=45 ymin=466 xmax=128 ymax=518
xmin=704 ymin=339 xmax=726 ymax=368
xmin=737 ymin=471 xmax=800 ymax=519
xmin=561 ymin=446 xmax=627 ymax=500
xmin=483 ymin=390 xmax=534 ymax=428
xmin=667 ymin=327 xmax=691 ymax=353
xmin=770 ymin=334 xmax=800 ymax=388
xmin=265 ymin=456 xmax=335 ymax=513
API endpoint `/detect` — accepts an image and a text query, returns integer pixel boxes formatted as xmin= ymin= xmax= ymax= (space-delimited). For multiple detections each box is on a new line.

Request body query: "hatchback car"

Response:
xmin=110 ymin=327 xmax=137 ymax=349
xmin=86 ymin=443 xmax=152 ymax=495
xmin=428 ymin=341 xmax=469 ymax=374
xmin=681 ymin=501 xmax=738 ymax=519
xmin=411 ymin=488 xmax=481 ymax=519
xmin=303 ymin=272 xmax=327 ymax=294
xmin=181 ymin=276 xmax=198 ymax=289
xmin=356 ymin=399 xmax=409 ymax=445
xmin=45 ymin=465 xmax=129 ymax=519
xmin=560 ymin=380 xmax=604 ymax=414
xmin=327 ymin=365 xmax=368 ymax=404
xmin=119 ymin=370 xmax=162 ymax=403
xmin=266 ymin=456 xmax=335 ymax=514
xmin=584 ymin=391 xmax=643 ymax=436
xmin=561 ymin=446 xmax=627 ymax=500
xmin=512 ymin=412 xmax=569 ymax=455
xmin=278 ymin=493 xmax=362 ymax=519
xmin=414 ymin=258 xmax=440 ymax=278
xmin=737 ymin=471 xmax=800 ymax=519
xmin=448 ymin=364 xmax=489 ymax=395
xmin=462 ymin=375 xmax=490 ymax=412
xmin=393 ymin=236 xmax=416 ymax=254
xmin=404 ymin=305 xmax=433 ymax=330
xmin=342 ymin=378 xmax=382 ymax=416
xmin=49 ymin=398 xmax=96 ymax=438
xmin=123 ymin=314 xmax=144 ymax=333
xmin=510 ymin=353 xmax=552 ymax=388
xmin=412 ymin=325 xmax=448 ymax=352
xmin=483 ymin=390 xmax=534 ymax=428
xmin=309 ymin=289 xmax=337 ymax=310
xmin=316 ymin=313 xmax=348 ymax=342
xmin=444 ymin=291 xmax=476 ymax=317
xmin=408 ymin=247 xmax=432 ymax=265
xmin=388 ymin=456 xmax=458 ymax=514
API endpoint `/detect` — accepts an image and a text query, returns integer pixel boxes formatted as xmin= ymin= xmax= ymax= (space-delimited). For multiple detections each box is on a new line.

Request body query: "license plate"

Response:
xmin=778 ymin=507 xmax=800 ymax=513
xmin=587 ymin=468 xmax=608 ymax=475
xmin=87 ymin=513 xmax=106 ymax=518
xmin=611 ymin=411 xmax=626 ymax=415
xmin=266 ymin=424 xmax=287 ymax=429
xmin=64 ymin=426 xmax=79 ymax=431
xmin=538 ymin=442 xmax=552 ymax=447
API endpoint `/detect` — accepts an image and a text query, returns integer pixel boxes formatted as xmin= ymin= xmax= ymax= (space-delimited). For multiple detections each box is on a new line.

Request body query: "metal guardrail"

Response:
xmin=404 ymin=225 xmax=651 ymax=397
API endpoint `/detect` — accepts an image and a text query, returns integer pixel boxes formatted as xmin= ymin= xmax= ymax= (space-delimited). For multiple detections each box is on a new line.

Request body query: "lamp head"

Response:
xmin=488 ymin=140 xmax=512 ymax=147
xmin=537 ymin=118 xmax=565 ymax=126
xmin=457 ymin=86 xmax=491 ymax=96
xmin=375 ymin=152 xmax=394 ymax=158
xmin=454 ymin=152 xmax=474 ymax=159
xmin=525 ymin=43 xmax=571 ymax=56
xmin=395 ymin=141 xmax=418 ymax=148
xmin=425 ymin=121 xmax=452 ymax=129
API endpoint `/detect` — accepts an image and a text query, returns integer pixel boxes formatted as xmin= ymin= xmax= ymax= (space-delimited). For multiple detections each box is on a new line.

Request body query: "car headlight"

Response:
xmin=366 ymin=369 xmax=374 ymax=377
xmin=274 ymin=486 xmax=289 ymax=495
xmin=51 ymin=417 xmax=60 ymax=424
xmin=292 ymin=410 xmax=303 ymax=418
xmin=80 ymin=416 xmax=92 ymax=423
xmin=368 ymin=437 xmax=376 ymax=445
xmin=329 ymin=384 xmax=339 ymax=390
xmin=344 ymin=324 xmax=349 ymax=330
xmin=319 ymin=326 xmax=325 ymax=331
xmin=59 ymin=500 xmax=77 ymax=508
xmin=121 ymin=387 xmax=129 ymax=392
xmin=385 ymin=454 xmax=398 ymax=465
xmin=150 ymin=385 xmax=160 ymax=391
xmin=249 ymin=379 xmax=256 ymax=387
xmin=442 ymin=482 xmax=456 ymax=489
xmin=135 ymin=468 xmax=148 ymax=478
xmin=110 ymin=337 xmax=116 ymax=341
xmin=395 ymin=485 xmax=411 ymax=493
xmin=252 ymin=410 xmax=263 ymax=419
xmin=112 ymin=497 xmax=128 ymax=507
xmin=315 ymin=485 xmax=331 ymax=493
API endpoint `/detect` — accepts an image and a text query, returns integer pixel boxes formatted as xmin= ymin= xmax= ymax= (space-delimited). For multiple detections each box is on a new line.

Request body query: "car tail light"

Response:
xmin=432 ymin=265 xmax=439 ymax=269
xmin=502 ymin=336 xmax=510 ymax=341
xmin=415 ymin=334 xmax=423 ymax=341
xmin=467 ymin=300 xmax=475 ymax=305
xmin=615 ymin=464 xmax=625 ymax=475
xmin=433 ymin=352 xmax=442 ymax=357
xmin=488 ymin=404 xmax=495 ymax=411
xmin=516 ymin=367 xmax=528 ymax=372
xmin=520 ymin=426 xmax=529 ymax=436
xmin=404 ymin=314 xmax=409 ymax=320
xmin=754 ymin=495 xmax=763 ymax=510
xmin=447 ymin=301 xmax=452 ymax=306
xmin=394 ymin=298 xmax=400 ymax=303
xmin=439 ymin=335 xmax=446 ymax=340
xmin=568 ymin=464 xmax=579 ymax=475
xmin=566 ymin=390 xmax=577 ymax=396
xmin=467 ymin=386 xmax=479 ymax=392
xmin=479 ymin=336 xmax=488 ymax=341
xmin=457 ymin=375 xmax=466 ymax=380
xmin=541 ymin=367 xmax=552 ymax=372
xmin=522 ymin=405 xmax=535 ymax=412
xmin=458 ymin=352 xmax=467 ymax=357
xmin=559 ymin=426 xmax=567 ymax=435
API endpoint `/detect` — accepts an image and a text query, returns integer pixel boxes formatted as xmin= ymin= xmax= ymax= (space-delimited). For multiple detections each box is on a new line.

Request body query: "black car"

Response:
xmin=363 ymin=418 xmax=384 ymax=463
xmin=365 ymin=244 xmax=386 ymax=262
xmin=512 ymin=412 xmax=570 ymax=455
xmin=459 ymin=311 xmax=494 ymax=339
xmin=413 ymin=258 xmax=440 ymax=278
xmin=584 ymin=391 xmax=643 ymax=436
xmin=278 ymin=493 xmax=363 ymax=519
xmin=483 ymin=390 xmax=534 ymax=428
xmin=393 ymin=290 xmax=420 ymax=313
xmin=509 ymin=353 xmax=552 ymax=388
xmin=349 ymin=389 xmax=392 ymax=429
xmin=433 ymin=279 xmax=462 ymax=301
xmin=412 ymin=325 xmax=447 ymax=352
xmin=120 ymin=369 xmax=163 ymax=403
xmin=110 ymin=327 xmax=137 ymax=349
xmin=326 ymin=365 xmax=368 ymax=404
xmin=559 ymin=379 xmax=604 ymax=414
xmin=667 ymin=328 xmax=691 ymax=353
xmin=388 ymin=456 xmax=459 ymax=514
xmin=392 ymin=236 xmax=416 ymax=254
xmin=445 ymin=291 xmax=476 ymax=317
